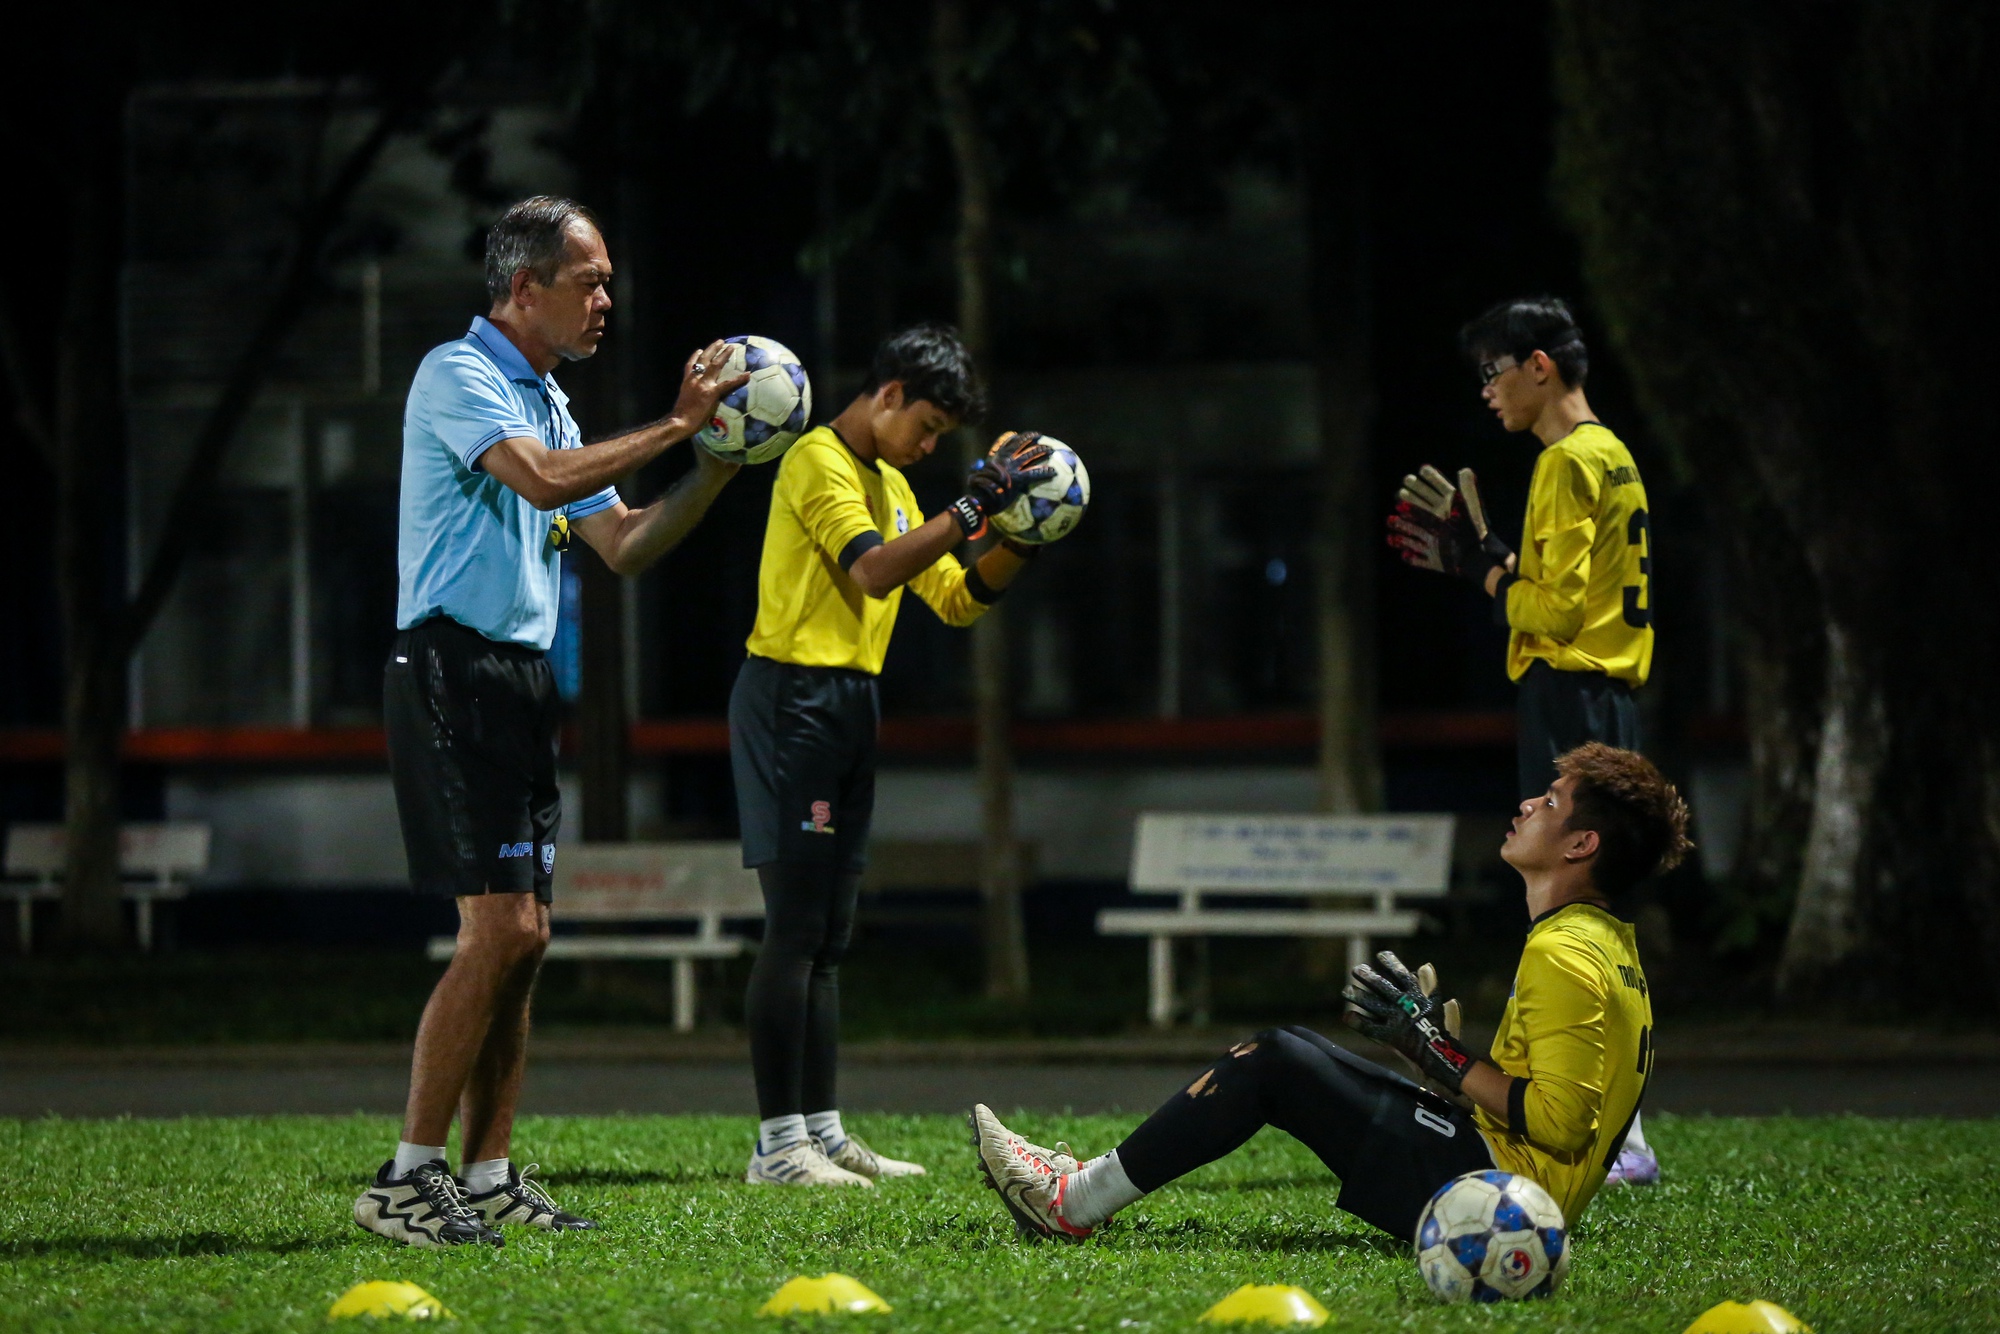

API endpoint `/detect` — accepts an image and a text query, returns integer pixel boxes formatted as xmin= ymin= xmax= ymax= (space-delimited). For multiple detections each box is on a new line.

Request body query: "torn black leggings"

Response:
xmin=1114 ymin=1025 xmax=1494 ymax=1238
xmin=745 ymin=862 xmax=862 ymax=1119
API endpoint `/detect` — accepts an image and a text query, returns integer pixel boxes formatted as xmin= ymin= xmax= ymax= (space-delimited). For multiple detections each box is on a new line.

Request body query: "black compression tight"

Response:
xmin=745 ymin=862 xmax=862 ymax=1119
xmin=1117 ymin=1026 xmax=1394 ymax=1191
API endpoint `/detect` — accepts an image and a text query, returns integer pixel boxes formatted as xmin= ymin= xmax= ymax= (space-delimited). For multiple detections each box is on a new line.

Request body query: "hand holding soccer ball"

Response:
xmin=978 ymin=431 xmax=1092 ymax=546
xmin=691 ymin=335 xmax=814 ymax=465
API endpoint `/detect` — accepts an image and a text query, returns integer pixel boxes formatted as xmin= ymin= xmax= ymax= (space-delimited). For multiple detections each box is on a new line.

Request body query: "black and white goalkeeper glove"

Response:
xmin=1384 ymin=465 xmax=1514 ymax=588
xmin=1342 ymin=950 xmax=1478 ymax=1093
xmin=948 ymin=430 xmax=1056 ymax=541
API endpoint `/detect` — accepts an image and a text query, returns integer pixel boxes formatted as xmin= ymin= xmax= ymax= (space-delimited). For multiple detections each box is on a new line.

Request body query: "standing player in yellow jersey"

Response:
xmin=732 ymin=324 xmax=1053 ymax=1188
xmin=968 ymin=744 xmax=1688 ymax=1244
xmin=1386 ymin=296 xmax=1661 ymax=1184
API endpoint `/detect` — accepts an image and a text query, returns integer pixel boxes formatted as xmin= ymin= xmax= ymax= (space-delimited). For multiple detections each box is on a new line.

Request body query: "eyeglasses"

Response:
xmin=1477 ymin=356 xmax=1520 ymax=387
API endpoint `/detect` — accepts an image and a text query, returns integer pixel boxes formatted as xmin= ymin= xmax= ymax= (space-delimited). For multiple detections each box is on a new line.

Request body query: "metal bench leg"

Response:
xmin=16 ymin=897 xmax=31 ymax=955
xmin=136 ymin=899 xmax=155 ymax=953
xmin=1346 ymin=934 xmax=1369 ymax=975
xmin=672 ymin=957 xmax=696 ymax=1034
xmin=1149 ymin=935 xmax=1176 ymax=1029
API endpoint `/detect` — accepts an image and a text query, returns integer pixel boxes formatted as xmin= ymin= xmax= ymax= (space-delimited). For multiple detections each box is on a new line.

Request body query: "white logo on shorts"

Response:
xmin=1414 ymin=1106 xmax=1456 ymax=1138
xmin=541 ymin=844 xmax=556 ymax=874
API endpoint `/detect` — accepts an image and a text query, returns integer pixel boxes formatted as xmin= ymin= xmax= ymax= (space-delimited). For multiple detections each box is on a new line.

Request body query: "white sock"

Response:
xmin=461 ymin=1158 xmax=511 ymax=1193
xmin=759 ymin=1114 xmax=810 ymax=1154
xmin=805 ymin=1110 xmax=848 ymax=1153
xmin=1058 ymin=1148 xmax=1144 ymax=1229
xmin=392 ymin=1141 xmax=447 ymax=1179
xmin=1623 ymin=1111 xmax=1651 ymax=1154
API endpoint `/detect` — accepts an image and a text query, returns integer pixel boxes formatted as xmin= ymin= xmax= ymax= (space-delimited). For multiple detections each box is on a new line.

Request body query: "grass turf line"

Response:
xmin=0 ymin=1113 xmax=1991 ymax=1332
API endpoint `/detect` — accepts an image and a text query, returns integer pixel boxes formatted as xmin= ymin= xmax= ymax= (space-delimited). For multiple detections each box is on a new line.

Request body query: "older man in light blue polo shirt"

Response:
xmin=356 ymin=195 xmax=750 ymax=1248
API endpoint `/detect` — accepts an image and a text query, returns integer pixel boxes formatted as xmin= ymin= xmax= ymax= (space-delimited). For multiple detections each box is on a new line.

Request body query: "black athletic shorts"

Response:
xmin=1292 ymin=1031 xmax=1498 ymax=1237
xmin=1516 ymin=660 xmax=1642 ymax=799
xmin=728 ymin=654 xmax=878 ymax=872
xmin=384 ymin=616 xmax=561 ymax=903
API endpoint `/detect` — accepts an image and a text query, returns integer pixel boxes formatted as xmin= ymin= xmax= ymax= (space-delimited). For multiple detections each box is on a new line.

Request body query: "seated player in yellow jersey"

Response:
xmin=969 ymin=744 xmax=1690 ymax=1244
xmin=733 ymin=324 xmax=1055 ymax=1189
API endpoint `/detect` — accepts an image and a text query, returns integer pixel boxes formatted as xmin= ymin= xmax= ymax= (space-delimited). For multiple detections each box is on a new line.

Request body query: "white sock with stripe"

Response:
xmin=805 ymin=1110 xmax=848 ymax=1154
xmin=759 ymin=1114 xmax=809 ymax=1154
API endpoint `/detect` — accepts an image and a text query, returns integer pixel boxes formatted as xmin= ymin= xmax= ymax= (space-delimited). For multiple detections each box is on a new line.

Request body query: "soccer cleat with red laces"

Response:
xmin=968 ymin=1103 xmax=1093 ymax=1242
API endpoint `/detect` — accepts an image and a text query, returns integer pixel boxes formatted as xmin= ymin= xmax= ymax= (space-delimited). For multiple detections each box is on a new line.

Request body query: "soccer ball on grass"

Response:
xmin=988 ymin=434 xmax=1090 ymax=545
xmin=1414 ymin=1169 xmax=1569 ymax=1303
xmin=694 ymin=335 xmax=812 ymax=465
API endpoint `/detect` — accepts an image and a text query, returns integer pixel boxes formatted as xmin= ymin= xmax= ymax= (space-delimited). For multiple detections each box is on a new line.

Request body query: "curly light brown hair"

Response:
xmin=1554 ymin=743 xmax=1694 ymax=894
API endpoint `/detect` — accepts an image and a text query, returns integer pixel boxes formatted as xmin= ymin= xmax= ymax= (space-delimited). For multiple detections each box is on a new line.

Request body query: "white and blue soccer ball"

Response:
xmin=989 ymin=434 xmax=1090 ymax=545
xmin=694 ymin=335 xmax=812 ymax=465
xmin=1414 ymin=1169 xmax=1569 ymax=1303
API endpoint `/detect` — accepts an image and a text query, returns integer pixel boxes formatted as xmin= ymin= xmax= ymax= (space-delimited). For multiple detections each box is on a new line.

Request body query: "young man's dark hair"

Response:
xmin=860 ymin=322 xmax=988 ymax=423
xmin=1556 ymin=742 xmax=1692 ymax=895
xmin=1460 ymin=295 xmax=1590 ymax=389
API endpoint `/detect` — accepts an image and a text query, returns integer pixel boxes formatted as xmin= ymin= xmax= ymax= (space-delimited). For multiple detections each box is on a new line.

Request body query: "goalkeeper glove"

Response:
xmin=948 ymin=430 xmax=1056 ymax=540
xmin=1342 ymin=950 xmax=1478 ymax=1093
xmin=1384 ymin=465 xmax=1514 ymax=588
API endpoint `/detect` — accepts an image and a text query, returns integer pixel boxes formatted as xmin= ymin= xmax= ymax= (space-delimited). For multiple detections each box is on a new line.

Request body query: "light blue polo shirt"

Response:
xmin=395 ymin=317 xmax=620 ymax=650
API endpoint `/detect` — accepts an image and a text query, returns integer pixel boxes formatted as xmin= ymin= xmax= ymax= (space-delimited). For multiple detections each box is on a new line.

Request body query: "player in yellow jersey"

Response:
xmin=968 ymin=744 xmax=1688 ymax=1244
xmin=733 ymin=324 xmax=1054 ymax=1189
xmin=1386 ymin=296 xmax=1661 ymax=1183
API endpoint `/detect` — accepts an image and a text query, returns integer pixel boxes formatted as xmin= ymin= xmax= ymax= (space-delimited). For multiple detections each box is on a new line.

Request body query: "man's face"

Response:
xmin=1500 ymin=774 xmax=1593 ymax=873
xmin=520 ymin=224 xmax=613 ymax=362
xmin=869 ymin=383 xmax=957 ymax=469
xmin=1477 ymin=351 xmax=1552 ymax=432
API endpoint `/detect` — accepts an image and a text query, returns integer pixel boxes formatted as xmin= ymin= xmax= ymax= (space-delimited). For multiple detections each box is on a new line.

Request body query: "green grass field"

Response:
xmin=1 ymin=1113 xmax=1990 ymax=1332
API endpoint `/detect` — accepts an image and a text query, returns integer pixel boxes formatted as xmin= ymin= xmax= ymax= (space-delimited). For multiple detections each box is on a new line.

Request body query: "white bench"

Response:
xmin=1097 ymin=812 xmax=1456 ymax=1028
xmin=427 ymin=842 xmax=763 ymax=1033
xmin=2 ymin=822 xmax=212 ymax=953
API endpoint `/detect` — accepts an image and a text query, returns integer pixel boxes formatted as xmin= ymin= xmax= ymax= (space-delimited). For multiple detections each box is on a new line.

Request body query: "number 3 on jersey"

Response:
xmin=1623 ymin=509 xmax=1651 ymax=628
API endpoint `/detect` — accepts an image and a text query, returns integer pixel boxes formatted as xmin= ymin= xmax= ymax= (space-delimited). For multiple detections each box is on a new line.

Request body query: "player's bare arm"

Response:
xmin=573 ymin=445 xmax=742 ymax=576
xmin=481 ymin=341 xmax=749 ymax=510
xmin=846 ymin=514 xmax=1030 ymax=599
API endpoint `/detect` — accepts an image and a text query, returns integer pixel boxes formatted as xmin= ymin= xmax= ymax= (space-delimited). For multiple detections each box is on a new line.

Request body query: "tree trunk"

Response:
xmin=1304 ymin=23 xmax=1382 ymax=816
xmin=932 ymin=0 xmax=1029 ymax=1002
xmin=53 ymin=101 xmax=128 ymax=949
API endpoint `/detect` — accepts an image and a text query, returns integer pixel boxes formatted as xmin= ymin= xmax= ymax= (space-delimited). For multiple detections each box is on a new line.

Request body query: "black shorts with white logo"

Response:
xmin=384 ymin=616 xmax=561 ymax=903
xmin=728 ymin=655 xmax=878 ymax=872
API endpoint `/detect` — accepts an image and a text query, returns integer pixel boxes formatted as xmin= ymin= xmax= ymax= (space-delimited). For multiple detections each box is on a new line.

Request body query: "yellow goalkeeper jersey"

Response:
xmin=1503 ymin=423 xmax=1653 ymax=686
xmin=1473 ymin=902 xmax=1652 ymax=1223
xmin=745 ymin=426 xmax=991 ymax=674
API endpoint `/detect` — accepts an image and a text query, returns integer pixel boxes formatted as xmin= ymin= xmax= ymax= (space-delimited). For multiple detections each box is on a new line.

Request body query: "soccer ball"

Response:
xmin=1414 ymin=1169 xmax=1569 ymax=1303
xmin=989 ymin=434 xmax=1090 ymax=545
xmin=693 ymin=335 xmax=812 ymax=465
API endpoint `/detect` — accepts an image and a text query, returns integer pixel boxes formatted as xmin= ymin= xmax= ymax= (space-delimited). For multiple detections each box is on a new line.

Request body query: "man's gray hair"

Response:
xmin=484 ymin=196 xmax=601 ymax=305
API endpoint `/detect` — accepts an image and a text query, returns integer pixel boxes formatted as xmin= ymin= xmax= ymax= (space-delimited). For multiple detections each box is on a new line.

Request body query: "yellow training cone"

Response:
xmin=328 ymin=1281 xmax=451 ymax=1320
xmin=1198 ymin=1284 xmax=1330 ymax=1327
xmin=757 ymin=1274 xmax=892 ymax=1316
xmin=1683 ymin=1300 xmax=1812 ymax=1333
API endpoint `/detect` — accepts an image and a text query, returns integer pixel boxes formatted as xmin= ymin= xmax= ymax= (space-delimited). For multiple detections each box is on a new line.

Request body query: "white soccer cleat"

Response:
xmin=353 ymin=1159 xmax=503 ymax=1247
xmin=968 ymin=1103 xmax=1092 ymax=1241
xmin=819 ymin=1132 xmax=927 ymax=1180
xmin=746 ymin=1139 xmax=875 ymax=1188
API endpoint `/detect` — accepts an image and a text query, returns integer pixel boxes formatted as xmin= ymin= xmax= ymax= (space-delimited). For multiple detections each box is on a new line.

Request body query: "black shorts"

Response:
xmin=1516 ymin=660 xmax=1642 ymax=799
xmin=728 ymin=655 xmax=878 ymax=872
xmin=384 ymin=616 xmax=561 ymax=903
xmin=1291 ymin=1032 xmax=1498 ymax=1238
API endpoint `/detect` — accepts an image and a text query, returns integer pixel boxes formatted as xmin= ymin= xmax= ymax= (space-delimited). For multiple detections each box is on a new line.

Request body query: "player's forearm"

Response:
xmin=483 ymin=421 xmax=692 ymax=509
xmin=1460 ymin=1061 xmax=1515 ymax=1120
xmin=974 ymin=544 xmax=1028 ymax=593
xmin=594 ymin=456 xmax=738 ymax=576
xmin=847 ymin=514 xmax=961 ymax=598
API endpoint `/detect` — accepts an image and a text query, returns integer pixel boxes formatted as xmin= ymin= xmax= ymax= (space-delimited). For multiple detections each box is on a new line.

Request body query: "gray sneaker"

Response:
xmin=818 ymin=1132 xmax=927 ymax=1180
xmin=354 ymin=1160 xmax=502 ymax=1248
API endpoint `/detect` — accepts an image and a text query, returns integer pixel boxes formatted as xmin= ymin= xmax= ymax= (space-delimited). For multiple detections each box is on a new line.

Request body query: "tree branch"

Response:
xmin=121 ymin=92 xmax=418 ymax=657
xmin=0 ymin=295 xmax=54 ymax=466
